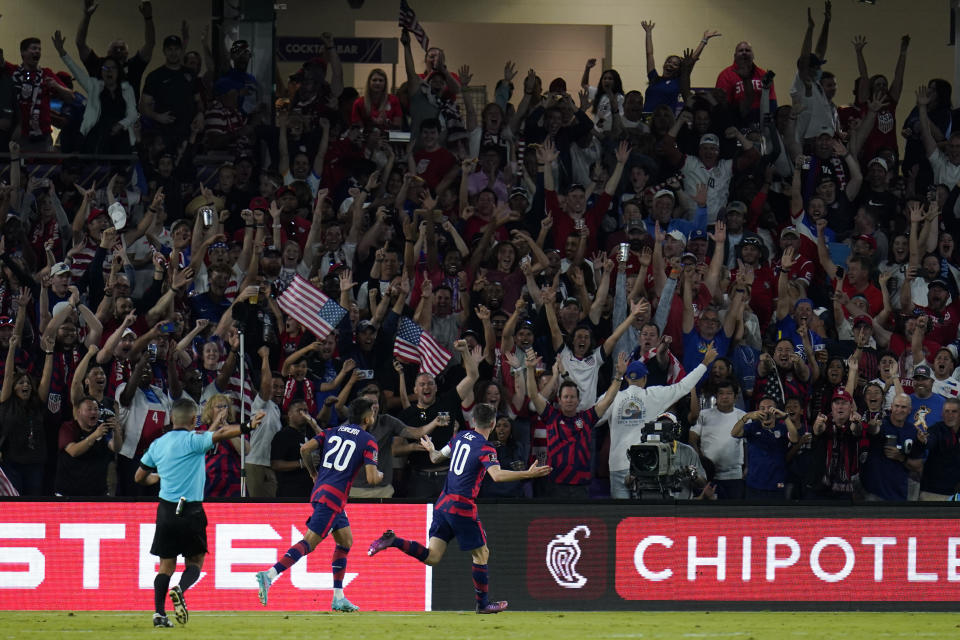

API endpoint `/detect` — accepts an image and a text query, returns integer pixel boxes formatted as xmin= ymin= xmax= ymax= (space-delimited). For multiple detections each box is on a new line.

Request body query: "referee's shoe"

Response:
xmin=169 ymin=585 xmax=188 ymax=624
xmin=153 ymin=614 xmax=174 ymax=627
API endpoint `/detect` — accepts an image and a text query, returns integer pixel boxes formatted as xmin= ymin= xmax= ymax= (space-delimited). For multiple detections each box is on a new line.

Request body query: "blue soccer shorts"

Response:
xmin=306 ymin=502 xmax=350 ymax=539
xmin=429 ymin=509 xmax=487 ymax=551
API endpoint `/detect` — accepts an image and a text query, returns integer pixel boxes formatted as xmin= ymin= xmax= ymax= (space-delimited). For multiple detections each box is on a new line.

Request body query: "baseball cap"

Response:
xmin=517 ymin=319 xmax=535 ymax=333
xmin=832 ymin=388 xmax=853 ymax=402
xmin=561 ymin=296 xmax=581 ymax=308
xmin=627 ymin=223 xmax=646 ymax=235
xmin=275 ymin=185 xmax=296 ymax=199
xmin=913 ymin=364 xmax=934 ymax=380
xmin=726 ymin=201 xmax=748 ymax=215
xmin=163 ymin=35 xmax=183 ymax=49
xmin=680 ymin=252 xmax=698 ymax=264
xmin=625 ymin=359 xmax=649 ymax=381
xmin=121 ymin=327 xmax=137 ymax=339
xmin=262 ymin=245 xmax=281 ymax=256
xmin=509 ymin=186 xmax=530 ymax=201
xmin=741 ymin=236 xmax=763 ymax=248
xmin=780 ymin=226 xmax=800 ymax=240
xmin=0 ymin=316 xmax=13 ymax=327
xmin=653 ymin=189 xmax=675 ymax=201
xmin=50 ymin=262 xmax=71 ymax=277
xmin=249 ymin=196 xmax=269 ymax=211
xmin=854 ymin=234 xmax=877 ymax=250
xmin=928 ymin=278 xmax=951 ymax=291
xmin=868 ymin=157 xmax=889 ymax=171
xmin=86 ymin=207 xmax=108 ymax=225
xmin=852 ymin=315 xmax=872 ymax=327
xmin=461 ymin=328 xmax=481 ymax=341
xmin=666 ymin=229 xmax=687 ymax=245
xmin=209 ymin=241 xmax=230 ymax=251
xmin=699 ymin=133 xmax=720 ymax=147
xmin=356 ymin=319 xmax=377 ymax=333
xmin=688 ymin=229 xmax=708 ymax=242
xmin=566 ymin=183 xmax=586 ymax=194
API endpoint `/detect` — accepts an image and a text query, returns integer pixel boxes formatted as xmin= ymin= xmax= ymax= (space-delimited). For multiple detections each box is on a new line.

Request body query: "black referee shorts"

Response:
xmin=150 ymin=499 xmax=208 ymax=559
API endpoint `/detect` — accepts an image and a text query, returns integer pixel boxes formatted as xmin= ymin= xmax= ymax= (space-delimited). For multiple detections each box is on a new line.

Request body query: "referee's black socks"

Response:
xmin=180 ymin=564 xmax=201 ymax=592
xmin=154 ymin=573 xmax=172 ymax=615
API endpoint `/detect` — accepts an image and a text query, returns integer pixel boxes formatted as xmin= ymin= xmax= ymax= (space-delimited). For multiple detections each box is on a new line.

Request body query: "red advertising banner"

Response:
xmin=0 ymin=502 xmax=429 ymax=611
xmin=615 ymin=517 xmax=960 ymax=601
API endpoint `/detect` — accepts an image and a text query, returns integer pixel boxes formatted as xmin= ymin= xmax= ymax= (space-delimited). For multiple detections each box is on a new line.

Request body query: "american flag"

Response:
xmin=398 ymin=0 xmax=429 ymax=51
xmin=394 ymin=317 xmax=451 ymax=377
xmin=278 ymin=274 xmax=347 ymax=340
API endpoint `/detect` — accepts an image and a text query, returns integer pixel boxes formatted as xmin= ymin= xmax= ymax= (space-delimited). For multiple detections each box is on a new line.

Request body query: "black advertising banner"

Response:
xmin=276 ymin=37 xmax=398 ymax=64
xmin=430 ymin=503 xmax=960 ymax=611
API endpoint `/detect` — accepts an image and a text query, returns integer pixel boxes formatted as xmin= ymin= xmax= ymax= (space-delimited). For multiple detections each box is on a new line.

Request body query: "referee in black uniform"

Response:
xmin=135 ymin=398 xmax=264 ymax=627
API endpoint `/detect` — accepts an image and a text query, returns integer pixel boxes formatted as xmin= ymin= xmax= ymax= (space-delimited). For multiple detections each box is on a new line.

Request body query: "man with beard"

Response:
xmin=903 ymin=276 xmax=960 ymax=346
xmin=754 ymin=338 xmax=814 ymax=408
xmin=398 ymin=340 xmax=479 ymax=498
xmin=76 ymin=0 xmax=155 ymax=99
xmin=909 ymin=364 xmax=945 ymax=433
xmin=807 ymin=388 xmax=865 ymax=499
xmin=116 ymin=352 xmax=173 ymax=496
xmin=716 ymin=40 xmax=777 ymax=125
xmin=681 ymin=268 xmax=745 ymax=374
xmin=631 ymin=324 xmax=685 ymax=387
xmin=926 ymin=347 xmax=960 ymax=400
xmin=55 ymin=395 xmax=123 ymax=497
xmin=547 ymin=293 xmax=647 ymax=412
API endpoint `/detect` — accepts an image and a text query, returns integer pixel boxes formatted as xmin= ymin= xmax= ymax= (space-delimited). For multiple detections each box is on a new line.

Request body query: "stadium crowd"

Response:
xmin=1 ymin=0 xmax=959 ymax=503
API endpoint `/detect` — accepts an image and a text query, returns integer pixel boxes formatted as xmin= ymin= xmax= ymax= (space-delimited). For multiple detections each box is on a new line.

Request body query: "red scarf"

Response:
xmin=282 ymin=377 xmax=316 ymax=415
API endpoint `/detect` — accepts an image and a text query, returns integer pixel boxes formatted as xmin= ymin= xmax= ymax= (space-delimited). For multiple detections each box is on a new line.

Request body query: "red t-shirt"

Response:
xmin=715 ymin=64 xmax=777 ymax=111
xmin=730 ymin=264 xmax=778 ymax=328
xmin=414 ymin=147 xmax=457 ymax=190
xmin=350 ymin=94 xmax=402 ymax=128
xmin=856 ymin=98 xmax=898 ymax=164
xmin=842 ymin=279 xmax=883 ymax=316
xmin=4 ymin=63 xmax=67 ymax=138
xmin=545 ymin=190 xmax=611 ymax=256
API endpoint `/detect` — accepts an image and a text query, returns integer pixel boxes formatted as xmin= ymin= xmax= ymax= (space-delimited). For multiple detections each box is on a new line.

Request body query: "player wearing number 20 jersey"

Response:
xmin=368 ymin=403 xmax=552 ymax=614
xmin=256 ymin=398 xmax=383 ymax=613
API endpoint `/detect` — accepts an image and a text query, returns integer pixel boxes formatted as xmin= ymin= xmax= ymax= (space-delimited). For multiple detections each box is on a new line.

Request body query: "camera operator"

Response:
xmin=55 ymin=395 xmax=123 ymax=496
xmin=627 ymin=412 xmax=708 ymax=499
xmin=605 ymin=345 xmax=717 ymax=498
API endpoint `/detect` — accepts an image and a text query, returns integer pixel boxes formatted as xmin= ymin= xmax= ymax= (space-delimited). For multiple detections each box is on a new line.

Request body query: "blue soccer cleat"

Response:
xmin=476 ymin=600 xmax=508 ymax=614
xmin=169 ymin=585 xmax=188 ymax=625
xmin=367 ymin=530 xmax=395 ymax=556
xmin=331 ymin=595 xmax=360 ymax=612
xmin=255 ymin=571 xmax=272 ymax=606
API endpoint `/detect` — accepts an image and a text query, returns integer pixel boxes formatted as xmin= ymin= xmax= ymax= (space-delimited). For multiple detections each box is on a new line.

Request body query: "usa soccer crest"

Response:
xmin=574 ymin=418 xmax=584 ymax=430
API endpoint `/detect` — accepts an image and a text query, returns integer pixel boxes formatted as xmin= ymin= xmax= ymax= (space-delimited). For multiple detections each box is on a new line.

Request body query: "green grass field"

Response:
xmin=4 ymin=611 xmax=958 ymax=640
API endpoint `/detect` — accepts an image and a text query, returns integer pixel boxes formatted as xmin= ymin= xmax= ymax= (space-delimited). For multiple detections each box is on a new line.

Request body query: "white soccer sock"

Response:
xmin=333 ymin=588 xmax=344 ymax=599
xmin=266 ymin=567 xmax=278 ymax=580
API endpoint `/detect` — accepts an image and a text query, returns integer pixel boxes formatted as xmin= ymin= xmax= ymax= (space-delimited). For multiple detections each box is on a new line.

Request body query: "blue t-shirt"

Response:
xmin=140 ymin=429 xmax=215 ymax=502
xmin=643 ymin=69 xmax=680 ymax=113
xmin=683 ymin=328 xmax=730 ymax=375
xmin=909 ymin=393 xmax=945 ymax=433
xmin=775 ymin=315 xmax=825 ymax=362
xmin=739 ymin=420 xmax=792 ymax=491
xmin=859 ymin=418 xmax=921 ymax=500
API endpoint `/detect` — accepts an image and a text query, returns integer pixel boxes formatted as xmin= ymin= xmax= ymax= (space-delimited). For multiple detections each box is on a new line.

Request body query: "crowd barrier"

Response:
xmin=2 ymin=500 xmax=960 ymax=611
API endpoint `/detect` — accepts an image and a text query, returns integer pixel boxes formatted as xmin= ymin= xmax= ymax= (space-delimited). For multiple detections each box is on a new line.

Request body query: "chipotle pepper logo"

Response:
xmin=526 ymin=519 xmax=606 ymax=599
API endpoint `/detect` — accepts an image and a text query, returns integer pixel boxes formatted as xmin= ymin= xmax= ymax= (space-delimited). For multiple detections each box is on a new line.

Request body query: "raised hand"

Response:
xmin=916 ymin=85 xmax=930 ymax=107
xmin=457 ymin=64 xmax=473 ymax=87
xmin=641 ymin=21 xmax=655 ymax=33
xmin=615 ymin=140 xmax=630 ymax=164
xmin=503 ymin=60 xmax=518 ymax=82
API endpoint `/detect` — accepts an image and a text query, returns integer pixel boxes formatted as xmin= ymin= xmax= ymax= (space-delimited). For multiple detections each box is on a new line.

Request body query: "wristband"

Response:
xmin=44 ymin=350 xmax=54 ymax=356
xmin=240 ymin=421 xmax=253 ymax=435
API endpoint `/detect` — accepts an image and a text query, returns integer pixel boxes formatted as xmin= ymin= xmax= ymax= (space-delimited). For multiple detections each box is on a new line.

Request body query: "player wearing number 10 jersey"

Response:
xmin=255 ymin=398 xmax=383 ymax=612
xmin=368 ymin=403 xmax=552 ymax=613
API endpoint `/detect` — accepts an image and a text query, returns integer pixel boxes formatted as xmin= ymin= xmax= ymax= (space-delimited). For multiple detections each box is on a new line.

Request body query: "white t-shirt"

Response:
xmin=789 ymin=72 xmax=836 ymax=141
xmin=929 ymin=149 xmax=960 ymax=187
xmin=692 ymin=407 xmax=746 ymax=480
xmin=248 ymin=394 xmax=283 ymax=465
xmin=681 ymin=156 xmax=734 ymax=222
xmin=558 ymin=345 xmax=604 ymax=411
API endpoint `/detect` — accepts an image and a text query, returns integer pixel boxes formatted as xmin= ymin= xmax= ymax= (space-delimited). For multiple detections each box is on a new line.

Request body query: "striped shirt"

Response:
xmin=540 ymin=405 xmax=598 ymax=486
